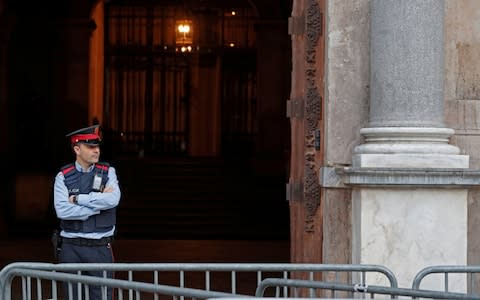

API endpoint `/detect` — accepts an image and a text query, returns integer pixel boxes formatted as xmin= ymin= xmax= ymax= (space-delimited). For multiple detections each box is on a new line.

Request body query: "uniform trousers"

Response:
xmin=59 ymin=240 xmax=114 ymax=300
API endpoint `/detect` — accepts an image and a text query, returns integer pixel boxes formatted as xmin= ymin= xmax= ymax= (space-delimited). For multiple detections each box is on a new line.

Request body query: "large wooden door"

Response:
xmin=288 ymin=0 xmax=325 ymax=264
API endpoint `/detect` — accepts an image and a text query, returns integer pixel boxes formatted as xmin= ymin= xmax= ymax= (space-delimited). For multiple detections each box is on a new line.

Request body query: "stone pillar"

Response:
xmin=349 ymin=0 xmax=474 ymax=290
xmin=354 ymin=0 xmax=467 ymax=168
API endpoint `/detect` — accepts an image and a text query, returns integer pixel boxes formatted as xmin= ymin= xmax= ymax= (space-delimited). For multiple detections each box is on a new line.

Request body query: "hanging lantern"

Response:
xmin=176 ymin=19 xmax=193 ymax=51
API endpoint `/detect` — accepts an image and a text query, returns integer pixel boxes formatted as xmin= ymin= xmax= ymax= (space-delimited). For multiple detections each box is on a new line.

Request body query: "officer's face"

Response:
xmin=74 ymin=143 xmax=100 ymax=167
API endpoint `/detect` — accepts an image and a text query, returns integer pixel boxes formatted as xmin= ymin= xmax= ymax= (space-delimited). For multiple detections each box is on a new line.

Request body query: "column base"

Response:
xmin=353 ymin=153 xmax=469 ymax=168
xmin=353 ymin=127 xmax=469 ymax=168
xmin=352 ymin=188 xmax=467 ymax=290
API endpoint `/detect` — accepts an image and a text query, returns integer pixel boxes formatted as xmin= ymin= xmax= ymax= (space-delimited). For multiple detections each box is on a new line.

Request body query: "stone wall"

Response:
xmin=325 ymin=0 xmax=369 ymax=166
xmin=323 ymin=0 xmax=480 ymax=264
xmin=322 ymin=0 xmax=370 ymax=264
xmin=444 ymin=0 xmax=480 ymax=266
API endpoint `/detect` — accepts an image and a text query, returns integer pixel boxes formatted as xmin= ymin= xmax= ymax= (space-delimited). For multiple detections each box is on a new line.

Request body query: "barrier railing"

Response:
xmin=4 ymin=268 xmax=241 ymax=300
xmin=255 ymin=277 xmax=480 ymax=299
xmin=0 ymin=262 xmax=398 ymax=300
xmin=5 ymin=262 xmax=480 ymax=299
xmin=412 ymin=265 xmax=480 ymax=296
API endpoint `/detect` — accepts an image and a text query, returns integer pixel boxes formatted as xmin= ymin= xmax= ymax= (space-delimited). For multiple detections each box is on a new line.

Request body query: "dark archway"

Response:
xmin=0 ymin=0 xmax=292 ymax=243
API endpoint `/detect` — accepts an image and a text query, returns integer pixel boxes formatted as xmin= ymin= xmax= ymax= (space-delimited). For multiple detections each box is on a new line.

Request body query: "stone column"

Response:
xmin=349 ymin=0 xmax=474 ymax=290
xmin=354 ymin=0 xmax=467 ymax=168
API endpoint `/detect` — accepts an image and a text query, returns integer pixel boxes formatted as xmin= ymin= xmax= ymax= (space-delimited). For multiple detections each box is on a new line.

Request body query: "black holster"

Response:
xmin=51 ymin=230 xmax=62 ymax=260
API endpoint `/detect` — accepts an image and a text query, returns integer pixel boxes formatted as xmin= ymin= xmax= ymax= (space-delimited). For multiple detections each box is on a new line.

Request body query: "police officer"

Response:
xmin=53 ymin=124 xmax=121 ymax=300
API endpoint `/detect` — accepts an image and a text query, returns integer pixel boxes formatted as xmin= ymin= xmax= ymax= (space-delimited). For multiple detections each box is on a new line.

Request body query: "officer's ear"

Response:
xmin=72 ymin=144 xmax=81 ymax=155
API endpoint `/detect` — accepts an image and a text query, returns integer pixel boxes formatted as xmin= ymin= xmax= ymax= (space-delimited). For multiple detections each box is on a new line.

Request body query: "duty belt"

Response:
xmin=62 ymin=236 xmax=113 ymax=246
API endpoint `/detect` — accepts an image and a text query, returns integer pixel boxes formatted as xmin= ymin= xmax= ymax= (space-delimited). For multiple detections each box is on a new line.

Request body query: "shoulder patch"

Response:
xmin=61 ymin=163 xmax=75 ymax=175
xmin=95 ymin=162 xmax=110 ymax=171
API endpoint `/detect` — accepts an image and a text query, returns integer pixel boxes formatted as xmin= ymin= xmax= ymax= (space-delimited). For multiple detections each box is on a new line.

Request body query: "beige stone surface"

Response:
xmin=325 ymin=0 xmax=370 ymax=166
xmin=321 ymin=0 xmax=480 ymax=266
xmin=322 ymin=189 xmax=352 ymax=264
xmin=445 ymin=0 xmax=480 ymax=129
xmin=445 ymin=0 xmax=480 ymax=105
xmin=445 ymin=0 xmax=480 ymax=266
xmin=450 ymin=135 xmax=480 ymax=168
xmin=322 ymin=0 xmax=370 ymax=265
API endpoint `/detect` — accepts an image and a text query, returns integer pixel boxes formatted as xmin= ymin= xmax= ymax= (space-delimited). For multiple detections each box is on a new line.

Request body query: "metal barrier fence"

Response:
xmin=254 ymin=265 xmax=480 ymax=299
xmin=255 ymin=278 xmax=480 ymax=299
xmin=0 ymin=262 xmax=397 ymax=300
xmin=412 ymin=265 xmax=480 ymax=296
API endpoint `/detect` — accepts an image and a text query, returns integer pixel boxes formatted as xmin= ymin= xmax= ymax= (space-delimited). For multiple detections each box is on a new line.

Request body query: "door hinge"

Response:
xmin=286 ymin=181 xmax=303 ymax=202
xmin=288 ymin=15 xmax=305 ymax=36
xmin=286 ymin=98 xmax=304 ymax=119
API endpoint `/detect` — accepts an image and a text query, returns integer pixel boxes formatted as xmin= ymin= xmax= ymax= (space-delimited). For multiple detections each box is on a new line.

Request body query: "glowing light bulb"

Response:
xmin=178 ymin=24 xmax=190 ymax=33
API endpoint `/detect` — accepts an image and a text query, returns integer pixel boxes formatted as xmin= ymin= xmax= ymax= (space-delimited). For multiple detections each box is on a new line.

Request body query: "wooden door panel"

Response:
xmin=289 ymin=0 xmax=325 ymax=266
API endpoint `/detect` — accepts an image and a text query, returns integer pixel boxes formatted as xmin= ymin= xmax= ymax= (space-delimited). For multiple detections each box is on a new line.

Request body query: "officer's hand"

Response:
xmin=68 ymin=195 xmax=76 ymax=204
xmin=103 ymin=186 xmax=114 ymax=193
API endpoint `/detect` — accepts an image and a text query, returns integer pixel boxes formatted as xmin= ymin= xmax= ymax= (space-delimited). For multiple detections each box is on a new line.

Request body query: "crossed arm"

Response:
xmin=53 ymin=167 xmax=121 ymax=221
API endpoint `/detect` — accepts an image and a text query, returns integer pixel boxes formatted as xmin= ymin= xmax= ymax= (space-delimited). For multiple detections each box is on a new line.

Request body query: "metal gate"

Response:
xmin=0 ymin=262 xmax=397 ymax=300
xmin=104 ymin=1 xmax=259 ymax=158
xmin=105 ymin=4 xmax=190 ymax=156
xmin=4 ymin=262 xmax=480 ymax=300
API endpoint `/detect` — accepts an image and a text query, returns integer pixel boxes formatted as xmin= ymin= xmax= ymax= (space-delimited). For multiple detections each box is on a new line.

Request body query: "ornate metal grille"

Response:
xmin=105 ymin=5 xmax=190 ymax=156
xmin=104 ymin=1 xmax=257 ymax=157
